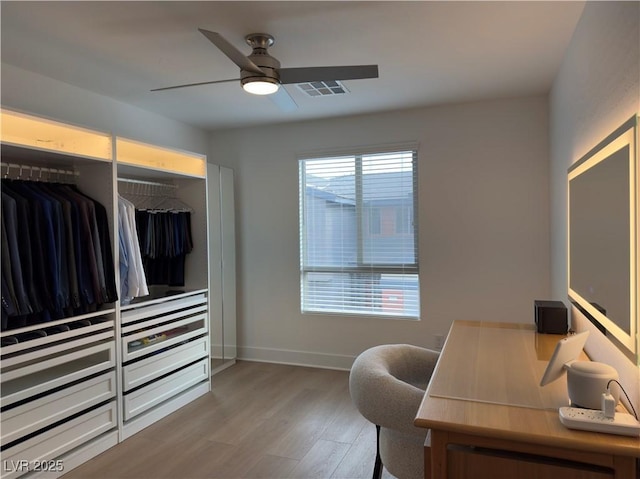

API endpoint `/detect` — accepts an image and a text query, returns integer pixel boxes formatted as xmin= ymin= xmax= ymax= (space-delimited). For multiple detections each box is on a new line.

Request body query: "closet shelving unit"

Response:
xmin=0 ymin=109 xmax=211 ymax=477
xmin=0 ymin=110 xmax=119 ymax=478
xmin=115 ymin=137 xmax=210 ymax=440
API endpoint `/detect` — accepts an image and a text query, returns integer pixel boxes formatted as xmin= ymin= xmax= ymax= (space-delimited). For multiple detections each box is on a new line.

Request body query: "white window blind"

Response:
xmin=299 ymin=148 xmax=419 ymax=318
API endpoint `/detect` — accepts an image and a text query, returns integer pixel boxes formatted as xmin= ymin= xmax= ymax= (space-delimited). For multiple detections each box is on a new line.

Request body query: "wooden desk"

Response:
xmin=415 ymin=321 xmax=640 ymax=479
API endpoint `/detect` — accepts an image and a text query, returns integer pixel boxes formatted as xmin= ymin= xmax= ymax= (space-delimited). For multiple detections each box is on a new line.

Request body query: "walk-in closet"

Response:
xmin=0 ymin=108 xmax=228 ymax=478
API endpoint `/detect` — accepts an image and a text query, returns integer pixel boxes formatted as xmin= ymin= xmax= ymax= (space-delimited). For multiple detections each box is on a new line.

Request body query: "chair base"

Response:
xmin=373 ymin=424 xmax=383 ymax=479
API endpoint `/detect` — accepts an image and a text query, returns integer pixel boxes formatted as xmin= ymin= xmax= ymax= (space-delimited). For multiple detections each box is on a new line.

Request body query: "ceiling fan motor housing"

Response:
xmin=241 ymin=33 xmax=281 ymax=87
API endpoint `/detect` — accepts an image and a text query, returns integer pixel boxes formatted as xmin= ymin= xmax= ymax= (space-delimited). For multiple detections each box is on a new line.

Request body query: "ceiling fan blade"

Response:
xmin=279 ymin=65 xmax=378 ymax=84
xmin=198 ymin=29 xmax=265 ymax=76
xmin=268 ymin=87 xmax=298 ymax=112
xmin=150 ymin=78 xmax=238 ymax=92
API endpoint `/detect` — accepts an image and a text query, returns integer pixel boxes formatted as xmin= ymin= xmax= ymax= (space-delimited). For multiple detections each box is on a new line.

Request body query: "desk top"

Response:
xmin=414 ymin=320 xmax=640 ymax=457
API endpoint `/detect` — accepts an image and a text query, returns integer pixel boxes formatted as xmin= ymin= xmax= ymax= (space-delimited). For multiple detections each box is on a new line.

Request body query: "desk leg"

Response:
xmin=428 ymin=430 xmax=448 ymax=479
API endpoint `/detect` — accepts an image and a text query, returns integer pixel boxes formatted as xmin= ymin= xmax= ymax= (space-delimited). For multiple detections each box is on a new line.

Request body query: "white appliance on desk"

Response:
xmin=540 ymin=331 xmax=640 ymax=436
xmin=539 ymin=331 xmax=619 ymax=409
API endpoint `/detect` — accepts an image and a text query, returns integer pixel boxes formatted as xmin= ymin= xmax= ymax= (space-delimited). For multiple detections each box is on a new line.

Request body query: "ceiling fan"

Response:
xmin=151 ymin=29 xmax=379 ymax=111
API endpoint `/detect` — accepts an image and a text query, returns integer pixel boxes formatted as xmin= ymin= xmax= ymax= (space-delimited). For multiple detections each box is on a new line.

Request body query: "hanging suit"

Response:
xmin=1 ymin=179 xmax=117 ymax=331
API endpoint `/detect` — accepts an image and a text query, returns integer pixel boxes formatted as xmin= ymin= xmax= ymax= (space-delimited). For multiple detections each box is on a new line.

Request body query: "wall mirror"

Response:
xmin=568 ymin=115 xmax=638 ymax=364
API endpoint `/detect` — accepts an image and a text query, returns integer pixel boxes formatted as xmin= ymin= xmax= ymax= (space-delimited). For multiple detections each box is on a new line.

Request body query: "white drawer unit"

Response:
xmin=119 ymin=290 xmax=210 ymax=431
xmin=1 ymin=402 xmax=117 ymax=479
xmin=0 ymin=312 xmax=118 ymax=479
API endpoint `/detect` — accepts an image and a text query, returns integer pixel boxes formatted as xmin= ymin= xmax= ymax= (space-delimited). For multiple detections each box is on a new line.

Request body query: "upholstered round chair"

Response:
xmin=349 ymin=344 xmax=440 ymax=479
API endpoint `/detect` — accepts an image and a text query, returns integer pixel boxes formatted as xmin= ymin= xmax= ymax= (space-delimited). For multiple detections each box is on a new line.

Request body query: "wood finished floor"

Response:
xmin=63 ymin=361 xmax=395 ymax=479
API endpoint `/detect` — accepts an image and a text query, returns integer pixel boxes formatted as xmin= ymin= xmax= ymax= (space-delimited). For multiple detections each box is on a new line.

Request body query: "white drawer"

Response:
xmin=121 ymin=293 xmax=207 ymax=325
xmin=121 ymin=305 xmax=207 ymax=336
xmin=1 ymin=372 xmax=116 ymax=446
xmin=1 ymin=402 xmax=116 ymax=479
xmin=123 ymin=359 xmax=208 ymax=421
xmin=122 ymin=313 xmax=207 ymax=362
xmin=0 ymin=315 xmax=114 ymax=357
xmin=1 ymin=331 xmax=114 ymax=370
xmin=123 ymin=338 xmax=208 ymax=391
xmin=1 ymin=342 xmax=116 ymax=408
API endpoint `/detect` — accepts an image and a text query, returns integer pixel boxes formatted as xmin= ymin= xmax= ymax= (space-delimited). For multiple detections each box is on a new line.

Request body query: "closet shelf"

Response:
xmin=1 ymin=143 xmax=111 ymax=167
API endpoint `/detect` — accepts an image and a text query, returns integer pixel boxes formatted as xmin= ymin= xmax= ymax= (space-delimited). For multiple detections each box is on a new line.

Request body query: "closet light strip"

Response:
xmin=115 ymin=137 xmax=205 ymax=178
xmin=1 ymin=108 xmax=113 ymax=161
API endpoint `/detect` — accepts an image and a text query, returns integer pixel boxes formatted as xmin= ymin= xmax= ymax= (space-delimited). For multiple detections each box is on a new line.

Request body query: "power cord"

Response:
xmin=605 ymin=379 xmax=638 ymax=420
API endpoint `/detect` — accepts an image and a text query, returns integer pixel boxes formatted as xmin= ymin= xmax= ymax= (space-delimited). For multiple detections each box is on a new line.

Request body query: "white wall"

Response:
xmin=550 ymin=1 xmax=639 ymax=409
xmin=210 ymin=96 xmax=550 ymax=369
xmin=1 ymin=63 xmax=209 ymax=155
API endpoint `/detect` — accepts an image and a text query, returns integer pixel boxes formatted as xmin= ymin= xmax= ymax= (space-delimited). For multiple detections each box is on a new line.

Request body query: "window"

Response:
xmin=299 ymin=148 xmax=419 ymax=318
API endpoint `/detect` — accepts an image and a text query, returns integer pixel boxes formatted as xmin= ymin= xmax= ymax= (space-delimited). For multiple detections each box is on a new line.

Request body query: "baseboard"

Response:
xmin=237 ymin=346 xmax=355 ymax=371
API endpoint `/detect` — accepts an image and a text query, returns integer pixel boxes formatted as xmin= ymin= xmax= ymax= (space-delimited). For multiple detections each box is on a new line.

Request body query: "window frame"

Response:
xmin=298 ymin=147 xmax=419 ymax=319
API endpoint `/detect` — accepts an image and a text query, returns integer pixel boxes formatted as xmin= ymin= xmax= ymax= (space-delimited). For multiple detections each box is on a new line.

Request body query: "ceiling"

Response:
xmin=1 ymin=1 xmax=585 ymax=132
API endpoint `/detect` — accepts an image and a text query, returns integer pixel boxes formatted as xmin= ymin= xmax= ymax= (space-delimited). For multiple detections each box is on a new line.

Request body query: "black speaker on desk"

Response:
xmin=534 ymin=300 xmax=568 ymax=334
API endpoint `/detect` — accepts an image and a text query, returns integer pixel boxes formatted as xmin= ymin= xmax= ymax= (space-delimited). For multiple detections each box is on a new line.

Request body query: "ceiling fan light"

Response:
xmin=242 ymin=78 xmax=280 ymax=95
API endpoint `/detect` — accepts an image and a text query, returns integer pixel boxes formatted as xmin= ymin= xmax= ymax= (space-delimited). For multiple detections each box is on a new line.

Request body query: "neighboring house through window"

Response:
xmin=299 ymin=147 xmax=419 ymax=318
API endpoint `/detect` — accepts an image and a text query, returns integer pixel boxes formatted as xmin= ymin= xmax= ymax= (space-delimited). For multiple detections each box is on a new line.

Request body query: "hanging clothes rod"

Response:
xmin=117 ymin=177 xmax=177 ymax=189
xmin=1 ymin=161 xmax=79 ymax=179
xmin=118 ymin=177 xmax=192 ymax=212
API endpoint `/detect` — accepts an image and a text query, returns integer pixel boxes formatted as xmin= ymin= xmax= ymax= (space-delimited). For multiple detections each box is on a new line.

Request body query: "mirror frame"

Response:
xmin=567 ymin=115 xmax=638 ymax=363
